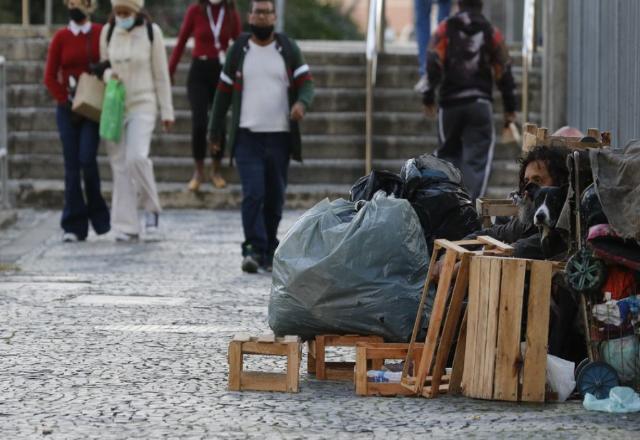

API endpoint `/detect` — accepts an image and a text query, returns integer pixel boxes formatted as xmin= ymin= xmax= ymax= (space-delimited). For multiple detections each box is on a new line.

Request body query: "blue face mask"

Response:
xmin=115 ymin=15 xmax=135 ymax=30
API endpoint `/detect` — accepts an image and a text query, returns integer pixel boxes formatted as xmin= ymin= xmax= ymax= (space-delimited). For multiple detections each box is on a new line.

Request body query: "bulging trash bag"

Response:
xmin=99 ymin=79 xmax=126 ymax=142
xmin=584 ymin=386 xmax=640 ymax=413
xmin=349 ymin=170 xmax=403 ymax=202
xmin=600 ymin=335 xmax=640 ymax=383
xmin=400 ymin=155 xmax=480 ymax=249
xmin=268 ymin=192 xmax=429 ymax=342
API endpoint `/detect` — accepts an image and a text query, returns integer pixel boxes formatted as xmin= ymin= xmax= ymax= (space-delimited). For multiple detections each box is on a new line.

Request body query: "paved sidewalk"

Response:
xmin=1 ymin=210 xmax=638 ymax=439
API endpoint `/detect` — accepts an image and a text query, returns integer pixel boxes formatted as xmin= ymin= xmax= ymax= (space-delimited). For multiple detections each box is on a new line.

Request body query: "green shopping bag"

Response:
xmin=99 ymin=79 xmax=126 ymax=142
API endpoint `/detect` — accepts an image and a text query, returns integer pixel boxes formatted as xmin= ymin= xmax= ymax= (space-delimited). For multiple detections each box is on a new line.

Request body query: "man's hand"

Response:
xmin=290 ymin=102 xmax=306 ymax=122
xmin=504 ymin=111 xmax=517 ymax=125
xmin=162 ymin=120 xmax=174 ymax=133
xmin=423 ymin=104 xmax=437 ymax=119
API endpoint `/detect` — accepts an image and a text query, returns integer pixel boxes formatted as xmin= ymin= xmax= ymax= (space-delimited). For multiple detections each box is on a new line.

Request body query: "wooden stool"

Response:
xmin=228 ymin=333 xmax=301 ymax=393
xmin=308 ymin=334 xmax=384 ymax=381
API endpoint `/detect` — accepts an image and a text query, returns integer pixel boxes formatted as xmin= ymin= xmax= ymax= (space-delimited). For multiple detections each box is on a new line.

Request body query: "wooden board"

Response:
xmin=449 ymin=312 xmax=467 ymax=395
xmin=493 ymin=259 xmax=527 ymax=401
xmin=241 ymin=341 xmax=289 ymax=356
xmin=240 ymin=372 xmax=288 ymax=392
xmin=286 ymin=342 xmax=301 ymax=392
xmin=481 ymin=257 xmax=502 ymax=399
xmin=471 ymin=257 xmax=491 ymax=398
xmin=462 ymin=256 xmax=481 ymax=396
xmin=521 ymin=260 xmax=553 ymax=402
xmin=228 ymin=341 xmax=243 ymax=391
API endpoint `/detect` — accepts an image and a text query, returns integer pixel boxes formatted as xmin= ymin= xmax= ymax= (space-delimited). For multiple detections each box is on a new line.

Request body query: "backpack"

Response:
xmin=106 ymin=19 xmax=154 ymax=46
xmin=226 ymin=32 xmax=294 ymax=76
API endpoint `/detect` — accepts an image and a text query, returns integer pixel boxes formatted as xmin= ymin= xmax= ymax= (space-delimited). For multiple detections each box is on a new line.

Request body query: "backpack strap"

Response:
xmin=227 ymin=32 xmax=252 ymax=77
xmin=106 ymin=19 xmax=154 ymax=46
xmin=274 ymin=32 xmax=294 ymax=70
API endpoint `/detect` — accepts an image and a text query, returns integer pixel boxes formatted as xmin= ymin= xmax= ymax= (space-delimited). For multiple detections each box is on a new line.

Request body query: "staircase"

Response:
xmin=1 ymin=27 xmax=541 ymax=209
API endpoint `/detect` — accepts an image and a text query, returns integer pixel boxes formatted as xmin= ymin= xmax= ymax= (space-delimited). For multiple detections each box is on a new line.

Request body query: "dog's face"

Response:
xmin=532 ymin=186 xmax=568 ymax=230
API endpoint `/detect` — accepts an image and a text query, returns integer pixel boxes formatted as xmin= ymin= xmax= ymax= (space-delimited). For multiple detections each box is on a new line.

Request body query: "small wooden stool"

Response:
xmin=228 ymin=333 xmax=302 ymax=393
xmin=307 ymin=334 xmax=384 ymax=381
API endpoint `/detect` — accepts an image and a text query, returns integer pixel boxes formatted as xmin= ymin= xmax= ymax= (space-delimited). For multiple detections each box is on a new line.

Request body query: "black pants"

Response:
xmin=187 ymin=58 xmax=225 ymax=161
xmin=436 ymin=99 xmax=495 ymax=200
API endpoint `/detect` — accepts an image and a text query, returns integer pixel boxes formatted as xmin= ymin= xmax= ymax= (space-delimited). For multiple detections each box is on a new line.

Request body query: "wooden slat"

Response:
xmin=228 ymin=341 xmax=242 ymax=391
xmin=414 ymin=248 xmax=458 ymax=394
xmin=286 ymin=342 xmax=300 ymax=392
xmin=232 ymin=333 xmax=251 ymax=342
xmin=521 ymin=260 xmax=553 ymax=402
xmin=437 ymin=239 xmax=472 ymax=255
xmin=315 ymin=336 xmax=326 ymax=379
xmin=449 ymin=312 xmax=467 ymax=395
xmin=307 ymin=340 xmax=316 ymax=374
xmin=355 ymin=346 xmax=369 ymax=395
xmin=240 ymin=372 xmax=288 ymax=392
xmin=462 ymin=257 xmax=481 ymax=396
xmin=477 ymin=236 xmax=515 ymax=254
xmin=358 ymin=344 xmax=425 ymax=360
xmin=322 ymin=335 xmax=383 ymax=346
xmin=493 ymin=259 xmax=527 ymax=401
xmin=366 ymin=382 xmax=418 ymax=397
xmin=472 ymin=257 xmax=492 ymax=398
xmin=257 ymin=333 xmax=276 ymax=343
xmin=427 ymin=253 xmax=471 ymax=398
xmin=481 ymin=258 xmax=502 ymax=399
xmin=241 ymin=341 xmax=289 ymax=356
xmin=325 ymin=366 xmax=355 ymax=381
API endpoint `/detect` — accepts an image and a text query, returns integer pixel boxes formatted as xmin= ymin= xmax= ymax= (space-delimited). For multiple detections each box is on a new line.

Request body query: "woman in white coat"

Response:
xmin=99 ymin=0 xmax=174 ymax=241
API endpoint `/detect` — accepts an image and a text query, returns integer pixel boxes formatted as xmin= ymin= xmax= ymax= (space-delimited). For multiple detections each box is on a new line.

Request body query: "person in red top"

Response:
xmin=43 ymin=0 xmax=110 ymax=242
xmin=169 ymin=0 xmax=242 ymax=192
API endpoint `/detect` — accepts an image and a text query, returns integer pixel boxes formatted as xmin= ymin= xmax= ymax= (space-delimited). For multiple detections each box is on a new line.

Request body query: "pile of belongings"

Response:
xmin=268 ymin=154 xmax=480 ymax=342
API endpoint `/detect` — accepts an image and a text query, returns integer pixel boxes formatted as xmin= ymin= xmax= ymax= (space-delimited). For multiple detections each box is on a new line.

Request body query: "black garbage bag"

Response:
xmin=349 ymin=170 xmax=404 ymax=202
xmin=268 ymin=193 xmax=429 ymax=342
xmin=401 ymin=155 xmax=481 ymax=248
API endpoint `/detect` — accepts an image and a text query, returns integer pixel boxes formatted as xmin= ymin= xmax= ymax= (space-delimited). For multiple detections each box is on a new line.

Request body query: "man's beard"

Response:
xmin=517 ymin=195 xmax=536 ymax=228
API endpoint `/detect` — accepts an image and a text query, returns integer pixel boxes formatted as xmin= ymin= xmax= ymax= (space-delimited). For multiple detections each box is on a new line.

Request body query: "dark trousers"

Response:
xmin=436 ymin=99 xmax=495 ymax=200
xmin=234 ymin=129 xmax=290 ymax=258
xmin=56 ymin=104 xmax=110 ymax=239
xmin=187 ymin=58 xmax=225 ymax=161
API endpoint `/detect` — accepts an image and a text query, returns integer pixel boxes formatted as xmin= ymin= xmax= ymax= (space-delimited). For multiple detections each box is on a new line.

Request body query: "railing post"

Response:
xmin=22 ymin=0 xmax=30 ymax=26
xmin=0 ymin=56 xmax=9 ymax=209
xmin=275 ymin=0 xmax=285 ymax=33
xmin=522 ymin=0 xmax=536 ymax=123
xmin=45 ymin=0 xmax=53 ymax=27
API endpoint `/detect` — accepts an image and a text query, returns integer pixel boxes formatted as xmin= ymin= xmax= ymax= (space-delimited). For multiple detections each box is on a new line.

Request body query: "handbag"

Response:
xmin=72 ymin=72 xmax=105 ymax=122
xmin=99 ymin=79 xmax=126 ymax=142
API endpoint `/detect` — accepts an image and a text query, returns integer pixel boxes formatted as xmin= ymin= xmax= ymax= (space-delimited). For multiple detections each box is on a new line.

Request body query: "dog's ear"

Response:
xmin=523 ymin=182 xmax=540 ymax=201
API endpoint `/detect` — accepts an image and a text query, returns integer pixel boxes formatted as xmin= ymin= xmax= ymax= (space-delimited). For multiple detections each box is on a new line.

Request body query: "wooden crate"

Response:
xmin=353 ymin=342 xmax=451 ymax=397
xmin=228 ymin=333 xmax=302 ymax=393
xmin=522 ymin=123 xmax=611 ymax=152
xmin=400 ymin=237 xmax=514 ymax=398
xmin=475 ymin=198 xmax=519 ymax=228
xmin=308 ymin=334 xmax=384 ymax=381
xmin=462 ymin=256 xmax=554 ymax=402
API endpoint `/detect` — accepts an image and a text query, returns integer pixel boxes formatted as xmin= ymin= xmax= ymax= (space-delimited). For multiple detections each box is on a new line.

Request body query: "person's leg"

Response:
xmin=187 ymin=60 xmax=208 ymax=189
xmin=56 ymin=104 xmax=89 ymax=239
xmin=460 ymin=99 xmax=495 ymax=200
xmin=262 ymin=132 xmax=290 ymax=267
xmin=106 ymin=117 xmax=139 ymax=235
xmin=435 ymin=105 xmax=465 ymax=171
xmin=437 ymin=0 xmax=451 ymax=22
xmin=414 ymin=0 xmax=433 ymax=78
xmin=78 ymin=118 xmax=110 ymax=235
xmin=234 ymin=130 xmax=268 ymax=263
xmin=125 ymin=113 xmax=161 ymax=216
xmin=208 ymin=60 xmax=227 ymax=189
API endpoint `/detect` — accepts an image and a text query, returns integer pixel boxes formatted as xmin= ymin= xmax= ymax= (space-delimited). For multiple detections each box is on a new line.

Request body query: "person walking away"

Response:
xmin=423 ymin=0 xmax=517 ymax=200
xmin=208 ymin=0 xmax=314 ymax=273
xmin=169 ymin=0 xmax=242 ymax=192
xmin=98 ymin=0 xmax=174 ymax=242
xmin=414 ymin=0 xmax=451 ymax=92
xmin=44 ymin=0 xmax=110 ymax=242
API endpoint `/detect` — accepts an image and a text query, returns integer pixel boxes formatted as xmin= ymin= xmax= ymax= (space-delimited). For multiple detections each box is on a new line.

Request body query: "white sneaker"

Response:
xmin=114 ymin=231 xmax=139 ymax=242
xmin=62 ymin=232 xmax=80 ymax=243
xmin=414 ymin=75 xmax=428 ymax=93
xmin=143 ymin=212 xmax=163 ymax=242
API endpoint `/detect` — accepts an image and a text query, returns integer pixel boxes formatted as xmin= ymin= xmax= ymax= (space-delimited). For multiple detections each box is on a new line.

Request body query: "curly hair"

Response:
xmin=518 ymin=145 xmax=570 ymax=193
xmin=63 ymin=0 xmax=98 ymax=14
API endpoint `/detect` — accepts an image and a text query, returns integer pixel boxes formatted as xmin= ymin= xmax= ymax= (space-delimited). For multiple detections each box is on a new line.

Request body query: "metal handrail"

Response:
xmin=365 ymin=0 xmax=385 ymax=174
xmin=521 ymin=0 xmax=536 ymax=123
xmin=0 ymin=56 xmax=9 ymax=209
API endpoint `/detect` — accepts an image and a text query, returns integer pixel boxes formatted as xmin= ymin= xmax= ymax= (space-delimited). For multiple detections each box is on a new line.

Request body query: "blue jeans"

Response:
xmin=414 ymin=0 xmax=451 ymax=76
xmin=234 ymin=129 xmax=290 ymax=258
xmin=56 ymin=104 xmax=110 ymax=239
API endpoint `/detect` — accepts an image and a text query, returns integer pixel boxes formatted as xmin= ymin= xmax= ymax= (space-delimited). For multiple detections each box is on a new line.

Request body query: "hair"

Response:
xmin=459 ymin=0 xmax=483 ymax=10
xmin=198 ymin=0 xmax=236 ymax=10
xmin=63 ymin=0 xmax=98 ymax=14
xmin=518 ymin=145 xmax=570 ymax=193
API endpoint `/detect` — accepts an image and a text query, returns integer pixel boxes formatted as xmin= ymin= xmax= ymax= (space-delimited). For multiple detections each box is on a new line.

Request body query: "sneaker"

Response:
xmin=241 ymin=254 xmax=261 ymax=274
xmin=414 ymin=75 xmax=428 ymax=93
xmin=62 ymin=232 xmax=80 ymax=243
xmin=262 ymin=252 xmax=274 ymax=272
xmin=114 ymin=231 xmax=139 ymax=242
xmin=145 ymin=211 xmax=159 ymax=229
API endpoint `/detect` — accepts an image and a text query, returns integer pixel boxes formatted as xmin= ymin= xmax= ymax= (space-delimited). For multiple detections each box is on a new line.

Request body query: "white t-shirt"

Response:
xmin=239 ymin=40 xmax=290 ymax=132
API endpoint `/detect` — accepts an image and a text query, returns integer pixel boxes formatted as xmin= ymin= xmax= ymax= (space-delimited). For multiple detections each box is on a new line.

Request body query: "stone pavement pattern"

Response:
xmin=1 ymin=209 xmax=639 ymax=439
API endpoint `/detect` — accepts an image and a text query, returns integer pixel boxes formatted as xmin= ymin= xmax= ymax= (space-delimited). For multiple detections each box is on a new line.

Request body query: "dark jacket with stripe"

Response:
xmin=207 ymin=33 xmax=314 ymax=162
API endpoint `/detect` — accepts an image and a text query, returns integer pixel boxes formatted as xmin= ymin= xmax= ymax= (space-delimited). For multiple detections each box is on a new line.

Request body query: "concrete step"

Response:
xmin=9 ymin=130 xmax=525 ymax=161
xmin=9 ymin=153 xmax=519 ymax=189
xmin=8 ymin=83 xmax=542 ymax=115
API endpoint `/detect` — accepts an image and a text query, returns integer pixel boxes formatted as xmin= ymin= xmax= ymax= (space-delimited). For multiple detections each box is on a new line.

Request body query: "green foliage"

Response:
xmin=1 ymin=0 xmax=361 ymax=40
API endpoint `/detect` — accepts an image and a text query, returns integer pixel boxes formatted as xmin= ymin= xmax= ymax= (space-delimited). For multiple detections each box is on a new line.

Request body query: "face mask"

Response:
xmin=69 ymin=8 xmax=87 ymax=23
xmin=115 ymin=15 xmax=136 ymax=30
xmin=209 ymin=0 xmax=223 ymax=4
xmin=250 ymin=24 xmax=274 ymax=42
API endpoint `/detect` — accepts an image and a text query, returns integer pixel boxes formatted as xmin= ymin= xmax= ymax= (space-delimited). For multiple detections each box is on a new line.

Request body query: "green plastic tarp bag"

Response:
xmin=99 ymin=79 xmax=126 ymax=142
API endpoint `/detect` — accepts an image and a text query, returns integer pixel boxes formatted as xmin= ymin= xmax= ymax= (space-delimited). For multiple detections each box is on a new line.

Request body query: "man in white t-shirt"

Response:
xmin=208 ymin=0 xmax=314 ymax=273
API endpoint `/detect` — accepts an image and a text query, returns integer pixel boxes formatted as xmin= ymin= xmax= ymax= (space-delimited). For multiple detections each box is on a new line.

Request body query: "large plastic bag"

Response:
xmin=99 ymin=79 xmax=126 ymax=142
xmin=349 ymin=170 xmax=403 ymax=202
xmin=600 ymin=335 xmax=640 ymax=383
xmin=268 ymin=192 xmax=429 ymax=342
xmin=546 ymin=354 xmax=576 ymax=402
xmin=583 ymin=386 xmax=640 ymax=413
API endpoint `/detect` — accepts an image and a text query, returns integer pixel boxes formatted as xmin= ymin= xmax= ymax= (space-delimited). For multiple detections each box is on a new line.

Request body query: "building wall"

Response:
xmin=568 ymin=0 xmax=640 ymax=146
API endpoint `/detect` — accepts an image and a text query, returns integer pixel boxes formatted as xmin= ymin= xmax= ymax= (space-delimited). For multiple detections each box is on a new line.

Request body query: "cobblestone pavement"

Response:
xmin=1 ymin=209 xmax=639 ymax=439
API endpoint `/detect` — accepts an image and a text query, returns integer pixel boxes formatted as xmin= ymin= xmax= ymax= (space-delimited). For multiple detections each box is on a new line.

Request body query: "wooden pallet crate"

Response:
xmin=400 ymin=237 xmax=514 ymax=398
xmin=228 ymin=333 xmax=302 ymax=393
xmin=462 ymin=256 xmax=556 ymax=402
xmin=475 ymin=198 xmax=519 ymax=228
xmin=308 ymin=334 xmax=384 ymax=381
xmin=522 ymin=123 xmax=611 ymax=152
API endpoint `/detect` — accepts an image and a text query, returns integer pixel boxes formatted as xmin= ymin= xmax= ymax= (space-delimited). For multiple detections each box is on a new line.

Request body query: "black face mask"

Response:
xmin=69 ymin=8 xmax=87 ymax=23
xmin=250 ymin=24 xmax=274 ymax=41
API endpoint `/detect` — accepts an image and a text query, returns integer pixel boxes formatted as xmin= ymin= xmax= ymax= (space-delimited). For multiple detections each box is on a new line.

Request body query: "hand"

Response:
xmin=504 ymin=112 xmax=517 ymax=125
xmin=162 ymin=120 xmax=174 ymax=132
xmin=110 ymin=72 xmax=120 ymax=81
xmin=209 ymin=141 xmax=221 ymax=155
xmin=423 ymin=104 xmax=437 ymax=119
xmin=290 ymin=102 xmax=306 ymax=122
